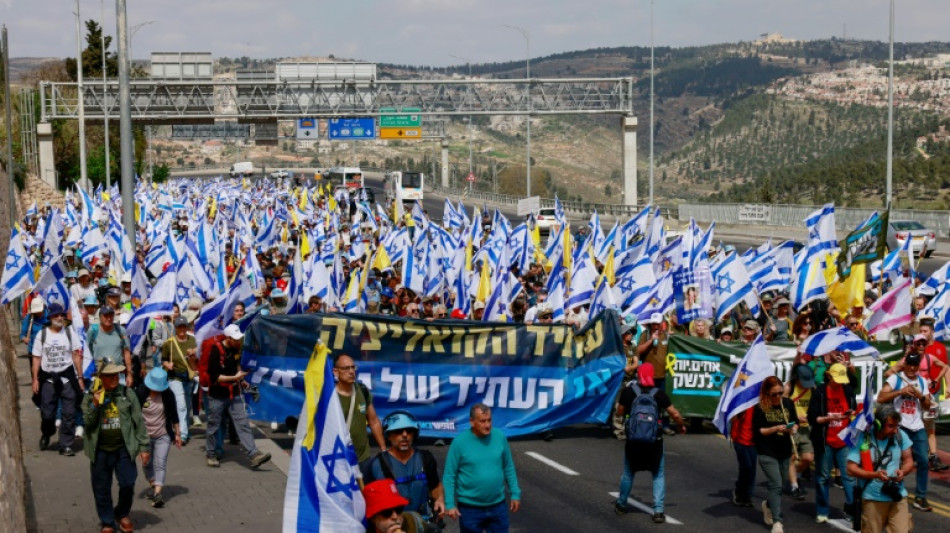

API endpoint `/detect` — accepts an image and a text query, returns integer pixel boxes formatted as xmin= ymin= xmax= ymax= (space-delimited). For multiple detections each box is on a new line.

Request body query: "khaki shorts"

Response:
xmin=793 ymin=429 xmax=814 ymax=456
xmin=861 ymin=499 xmax=912 ymax=533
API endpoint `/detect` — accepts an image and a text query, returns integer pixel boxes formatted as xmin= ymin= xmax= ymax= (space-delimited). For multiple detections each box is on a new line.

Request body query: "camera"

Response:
xmin=880 ymin=480 xmax=903 ymax=502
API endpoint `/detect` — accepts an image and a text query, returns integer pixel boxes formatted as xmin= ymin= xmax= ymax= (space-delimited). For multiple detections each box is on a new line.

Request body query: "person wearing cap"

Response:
xmin=334 ymin=354 xmax=387 ymax=465
xmin=472 ymin=300 xmax=486 ymax=321
xmin=83 ymin=294 xmax=101 ymax=328
xmin=718 ymin=324 xmax=735 ymax=343
xmin=614 ymin=363 xmax=687 ymax=523
xmin=612 ymin=323 xmax=640 ymax=440
xmin=784 ymin=363 xmax=817 ymax=501
xmin=82 ymin=361 xmax=150 ymax=533
xmin=270 ymin=287 xmax=290 ymax=315
xmin=807 ymin=362 xmax=859 ymax=522
xmin=877 ymin=352 xmax=934 ymax=512
xmin=756 ymin=294 xmax=774 ymax=330
xmin=363 ymin=479 xmax=410 ymax=533
xmin=443 ymin=403 xmax=521 ymax=530
xmin=32 ymin=302 xmax=83 ymax=455
xmin=89 ymin=305 xmax=133 ymax=386
xmin=768 ymin=297 xmax=793 ymax=342
xmin=20 ymin=295 xmax=48 ymax=352
xmin=535 ymin=304 xmax=554 ymax=324
xmin=421 ymin=296 xmax=435 ymax=319
xmin=71 ymin=268 xmax=96 ymax=307
xmin=740 ymin=319 xmax=760 ymax=345
xmin=363 ymin=411 xmax=445 ymax=518
xmin=134 ymin=367 xmax=182 ymax=509
xmin=379 ymin=288 xmax=396 ymax=315
xmin=204 ymin=324 xmax=272 ymax=469
xmin=161 ymin=316 xmax=198 ymax=445
xmin=104 ymin=287 xmax=123 ymax=313
xmin=119 ymin=272 xmax=132 ymax=307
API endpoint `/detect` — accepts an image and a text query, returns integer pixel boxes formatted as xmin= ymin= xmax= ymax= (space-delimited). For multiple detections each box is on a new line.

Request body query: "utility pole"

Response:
xmin=75 ymin=0 xmax=89 ymax=191
xmin=101 ymin=0 xmax=111 ymax=188
xmin=886 ymin=0 xmax=894 ymax=207
xmin=3 ymin=26 xmax=15 ymax=228
xmin=649 ymin=0 xmax=655 ymax=206
xmin=116 ymin=0 xmax=135 ymax=249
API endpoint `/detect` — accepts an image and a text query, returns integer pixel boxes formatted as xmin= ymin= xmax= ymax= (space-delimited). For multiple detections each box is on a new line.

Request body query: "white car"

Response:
xmin=535 ymin=208 xmax=560 ymax=235
xmin=269 ymin=169 xmax=289 ymax=179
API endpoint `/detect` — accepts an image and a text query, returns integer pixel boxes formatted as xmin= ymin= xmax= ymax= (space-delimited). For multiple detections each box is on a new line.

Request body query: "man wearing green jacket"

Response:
xmin=82 ymin=362 xmax=150 ymax=533
xmin=443 ymin=403 xmax=521 ymax=533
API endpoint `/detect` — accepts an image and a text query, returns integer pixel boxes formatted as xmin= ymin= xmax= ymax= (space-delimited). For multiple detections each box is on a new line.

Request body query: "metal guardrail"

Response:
xmin=429 ymin=182 xmax=643 ymax=217
xmin=679 ymin=203 xmax=950 ymax=235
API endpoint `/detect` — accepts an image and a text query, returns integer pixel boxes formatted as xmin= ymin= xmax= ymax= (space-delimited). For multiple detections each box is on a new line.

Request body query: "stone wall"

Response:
xmin=17 ymin=172 xmax=64 ymax=220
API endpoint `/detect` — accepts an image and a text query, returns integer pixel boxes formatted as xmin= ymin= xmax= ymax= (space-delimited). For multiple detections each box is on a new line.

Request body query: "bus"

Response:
xmin=384 ymin=170 xmax=425 ymax=205
xmin=325 ymin=166 xmax=364 ymax=190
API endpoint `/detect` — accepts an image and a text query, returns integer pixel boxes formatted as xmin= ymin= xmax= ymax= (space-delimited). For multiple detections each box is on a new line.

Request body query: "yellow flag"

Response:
xmin=208 ymin=196 xmax=217 ymax=220
xmin=300 ymin=232 xmax=311 ymax=257
xmin=101 ymin=192 xmax=111 ymax=202
xmin=563 ymin=225 xmax=573 ymax=272
xmin=298 ymin=188 xmax=308 ymax=210
xmin=603 ymin=246 xmax=616 ymax=287
xmin=372 ymin=245 xmax=393 ymax=272
xmin=475 ymin=261 xmax=492 ymax=303
xmin=328 ymin=194 xmax=337 ymax=211
xmin=301 ymin=340 xmax=330 ymax=450
xmin=826 ymin=251 xmax=865 ymax=314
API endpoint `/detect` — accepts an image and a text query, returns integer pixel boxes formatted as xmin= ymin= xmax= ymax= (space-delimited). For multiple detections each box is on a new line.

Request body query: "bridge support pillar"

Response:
xmin=622 ymin=115 xmax=638 ymax=207
xmin=441 ymin=138 xmax=449 ymax=188
xmin=37 ymin=122 xmax=56 ymax=189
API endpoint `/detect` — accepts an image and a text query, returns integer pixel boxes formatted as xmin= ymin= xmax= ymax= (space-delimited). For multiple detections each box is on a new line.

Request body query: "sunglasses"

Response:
xmin=768 ymin=392 xmax=783 ymax=398
xmin=847 ymin=322 xmax=859 ymax=327
xmin=335 ymin=365 xmax=357 ymax=372
xmin=377 ymin=506 xmax=404 ymax=518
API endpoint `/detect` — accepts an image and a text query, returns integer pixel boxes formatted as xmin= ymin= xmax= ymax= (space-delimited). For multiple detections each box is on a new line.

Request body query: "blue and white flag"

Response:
xmin=837 ymin=371 xmax=875 ymax=448
xmin=920 ymin=283 xmax=950 ymax=340
xmin=790 ymin=247 xmax=827 ymax=311
xmin=805 ymin=203 xmax=837 ymax=259
xmin=33 ymin=257 xmax=71 ymax=309
xmin=126 ymin=263 xmax=178 ymax=353
xmin=0 ymin=227 xmax=35 ymax=304
xmin=712 ymin=335 xmax=775 ymax=437
xmin=799 ymin=326 xmax=880 ymax=359
xmin=712 ymin=252 xmax=760 ymax=323
xmin=921 ymin=260 xmax=950 ymax=296
xmin=282 ymin=341 xmax=365 ymax=533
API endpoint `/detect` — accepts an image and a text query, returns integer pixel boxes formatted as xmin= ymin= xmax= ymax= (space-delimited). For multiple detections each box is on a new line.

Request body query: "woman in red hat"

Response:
xmin=363 ymin=479 xmax=409 ymax=533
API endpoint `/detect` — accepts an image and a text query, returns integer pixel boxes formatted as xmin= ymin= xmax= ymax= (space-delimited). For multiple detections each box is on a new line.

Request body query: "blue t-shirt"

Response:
xmin=846 ymin=429 xmax=912 ymax=502
xmin=366 ymin=450 xmax=439 ymax=515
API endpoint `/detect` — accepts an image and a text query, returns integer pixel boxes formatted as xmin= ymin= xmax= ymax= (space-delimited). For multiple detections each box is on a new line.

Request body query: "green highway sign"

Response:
xmin=380 ymin=107 xmax=421 ymax=128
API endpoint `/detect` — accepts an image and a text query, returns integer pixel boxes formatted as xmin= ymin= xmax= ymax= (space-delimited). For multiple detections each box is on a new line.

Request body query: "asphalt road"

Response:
xmin=258 ymin=421 xmax=950 ymax=532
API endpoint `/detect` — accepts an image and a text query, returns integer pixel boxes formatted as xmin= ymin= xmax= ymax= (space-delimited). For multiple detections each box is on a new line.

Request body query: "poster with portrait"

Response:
xmin=674 ymin=266 xmax=712 ymax=324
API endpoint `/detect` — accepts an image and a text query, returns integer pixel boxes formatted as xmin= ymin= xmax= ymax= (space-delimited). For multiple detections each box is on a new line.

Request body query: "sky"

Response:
xmin=6 ymin=1 xmax=949 ymax=67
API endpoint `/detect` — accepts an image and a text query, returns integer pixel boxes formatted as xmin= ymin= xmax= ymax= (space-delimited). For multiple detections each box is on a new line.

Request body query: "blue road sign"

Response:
xmin=327 ymin=117 xmax=376 ymax=140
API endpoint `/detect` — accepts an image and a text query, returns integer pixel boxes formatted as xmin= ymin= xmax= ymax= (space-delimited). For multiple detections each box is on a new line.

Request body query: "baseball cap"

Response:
xmin=774 ymin=297 xmax=790 ymax=307
xmin=827 ymin=363 xmax=849 ymax=385
xmin=473 ymin=301 xmax=486 ymax=311
xmin=47 ymin=303 xmax=66 ymax=317
xmin=794 ymin=364 xmax=816 ymax=389
xmin=83 ymin=295 xmax=99 ymax=306
xmin=29 ymin=298 xmax=45 ymax=314
xmin=720 ymin=325 xmax=734 ymax=336
xmin=451 ymin=309 xmax=467 ymax=319
xmin=174 ymin=316 xmax=189 ymax=328
xmin=106 ymin=287 xmax=122 ymax=297
xmin=904 ymin=353 xmax=922 ymax=367
xmin=223 ymin=324 xmax=244 ymax=341
xmin=77 ymin=268 xmax=90 ymax=278
xmin=640 ymin=312 xmax=664 ymax=325
xmin=620 ymin=323 xmax=636 ymax=336
xmin=362 ymin=479 xmax=409 ymax=519
xmin=913 ymin=333 xmax=927 ymax=343
xmin=99 ymin=305 xmax=115 ymax=316
xmin=742 ymin=319 xmax=759 ymax=331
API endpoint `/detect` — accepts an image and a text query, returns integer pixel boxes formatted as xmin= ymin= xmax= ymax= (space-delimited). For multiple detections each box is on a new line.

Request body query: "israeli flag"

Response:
xmin=837 ymin=372 xmax=876 ymax=448
xmin=920 ymin=283 xmax=950 ymax=340
xmin=790 ymin=247 xmax=827 ymax=311
xmin=799 ymin=326 xmax=880 ymax=359
xmin=712 ymin=252 xmax=760 ymax=323
xmin=126 ymin=263 xmax=179 ymax=353
xmin=0 ymin=227 xmax=36 ymax=304
xmin=805 ymin=203 xmax=837 ymax=259
xmin=712 ymin=334 xmax=775 ymax=437
xmin=33 ymin=257 xmax=71 ymax=309
xmin=566 ymin=256 xmax=598 ymax=309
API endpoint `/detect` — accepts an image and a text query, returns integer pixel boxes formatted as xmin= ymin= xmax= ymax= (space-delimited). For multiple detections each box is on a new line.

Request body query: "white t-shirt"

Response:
xmin=70 ymin=283 xmax=96 ymax=306
xmin=32 ymin=327 xmax=82 ymax=374
xmin=886 ymin=372 xmax=930 ymax=431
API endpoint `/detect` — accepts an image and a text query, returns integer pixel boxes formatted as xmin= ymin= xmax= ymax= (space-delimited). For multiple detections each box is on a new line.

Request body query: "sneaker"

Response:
xmin=434 ymin=439 xmax=446 ymax=447
xmin=762 ymin=500 xmax=773 ymax=526
xmin=815 ymin=515 xmax=829 ymax=524
xmin=614 ymin=502 xmax=628 ymax=515
xmin=663 ymin=427 xmax=676 ymax=436
xmin=929 ymin=454 xmax=950 ymax=472
xmin=39 ymin=435 xmax=50 ymax=451
xmin=59 ymin=447 xmax=75 ymax=457
xmin=912 ymin=497 xmax=933 ymax=512
xmin=732 ymin=490 xmax=742 ymax=507
xmin=192 ymin=415 xmax=203 ymax=427
xmin=833 ymin=476 xmax=843 ymax=489
xmin=145 ymin=487 xmax=156 ymax=500
xmin=771 ymin=522 xmax=784 ymax=533
xmin=151 ymin=492 xmax=165 ymax=508
xmin=55 ymin=418 xmax=61 ymax=428
xmin=74 ymin=426 xmax=84 ymax=439
xmin=791 ymin=487 xmax=806 ymax=501
xmin=742 ymin=499 xmax=755 ymax=508
xmin=206 ymin=457 xmax=220 ymax=467
xmin=652 ymin=512 xmax=666 ymax=523
xmin=249 ymin=451 xmax=272 ymax=469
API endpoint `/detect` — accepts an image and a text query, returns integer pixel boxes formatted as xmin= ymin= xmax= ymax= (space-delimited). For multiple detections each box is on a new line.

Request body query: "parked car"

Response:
xmin=269 ymin=169 xmax=289 ymax=179
xmin=229 ymin=161 xmax=253 ymax=177
xmin=887 ymin=220 xmax=936 ymax=257
xmin=535 ymin=208 xmax=559 ymax=235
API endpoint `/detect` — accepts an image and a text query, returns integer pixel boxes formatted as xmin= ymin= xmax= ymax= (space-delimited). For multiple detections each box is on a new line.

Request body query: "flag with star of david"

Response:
xmin=283 ymin=341 xmax=364 ymax=532
xmin=712 ymin=334 xmax=774 ymax=438
xmin=0 ymin=226 xmax=35 ymax=305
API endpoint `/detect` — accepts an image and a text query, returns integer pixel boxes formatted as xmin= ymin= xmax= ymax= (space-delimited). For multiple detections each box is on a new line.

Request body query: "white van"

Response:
xmin=229 ymin=161 xmax=254 ymax=177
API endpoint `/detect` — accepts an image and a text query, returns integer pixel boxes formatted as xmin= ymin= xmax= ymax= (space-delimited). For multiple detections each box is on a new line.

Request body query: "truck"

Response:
xmin=229 ymin=161 xmax=254 ymax=177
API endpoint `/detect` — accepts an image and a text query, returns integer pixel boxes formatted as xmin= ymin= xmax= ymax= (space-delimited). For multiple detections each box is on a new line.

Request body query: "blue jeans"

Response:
xmin=903 ymin=427 xmax=929 ymax=499
xmin=457 ymin=501 xmax=509 ymax=533
xmin=758 ymin=455 xmax=789 ymax=524
xmin=169 ymin=379 xmax=191 ymax=440
xmin=733 ymin=441 xmax=758 ymax=501
xmin=816 ymin=444 xmax=854 ymax=517
xmin=616 ymin=453 xmax=666 ymax=513
xmin=91 ymin=447 xmax=137 ymax=527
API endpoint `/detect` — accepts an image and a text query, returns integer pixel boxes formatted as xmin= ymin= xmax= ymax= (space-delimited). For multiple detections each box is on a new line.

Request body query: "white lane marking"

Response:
xmin=608 ymin=492 xmax=683 ymax=525
xmin=524 ymin=451 xmax=579 ymax=475
xmin=825 ymin=518 xmax=855 ymax=532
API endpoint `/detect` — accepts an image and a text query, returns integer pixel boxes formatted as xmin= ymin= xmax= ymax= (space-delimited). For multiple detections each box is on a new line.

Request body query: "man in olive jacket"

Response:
xmin=81 ymin=362 xmax=151 ymax=533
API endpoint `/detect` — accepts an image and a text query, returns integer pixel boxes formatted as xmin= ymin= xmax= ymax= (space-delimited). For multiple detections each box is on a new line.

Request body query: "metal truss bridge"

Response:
xmin=40 ymin=77 xmax=634 ymax=122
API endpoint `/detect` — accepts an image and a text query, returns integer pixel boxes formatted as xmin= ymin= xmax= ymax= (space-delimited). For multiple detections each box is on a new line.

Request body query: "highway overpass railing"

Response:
xmin=429 ymin=182 xmax=642 ymax=218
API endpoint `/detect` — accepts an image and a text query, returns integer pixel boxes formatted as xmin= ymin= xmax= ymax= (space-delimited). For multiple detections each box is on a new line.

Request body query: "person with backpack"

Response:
xmin=161 ymin=316 xmax=197 ymax=445
xmin=363 ymin=411 xmax=445 ymax=520
xmin=876 ymin=352 xmax=934 ymax=513
xmin=753 ymin=375 xmax=800 ymax=533
xmin=201 ymin=324 xmax=271 ymax=469
xmin=88 ymin=306 xmax=133 ymax=387
xmin=31 ymin=303 xmax=83 ymax=456
xmin=81 ymin=362 xmax=150 ymax=533
xmin=613 ymin=362 xmax=687 ymax=524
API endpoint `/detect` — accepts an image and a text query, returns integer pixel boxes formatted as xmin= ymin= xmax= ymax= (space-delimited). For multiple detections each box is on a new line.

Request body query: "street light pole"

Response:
xmin=886 ymin=0 xmax=895 ymax=208
xmin=649 ymin=0 xmax=655 ymax=206
xmin=503 ymin=24 xmax=530 ymax=197
xmin=101 ymin=0 xmax=111 ymax=188
xmin=75 ymin=0 xmax=89 ymax=192
xmin=128 ymin=20 xmax=156 ymax=73
xmin=116 ymin=0 xmax=136 ymax=250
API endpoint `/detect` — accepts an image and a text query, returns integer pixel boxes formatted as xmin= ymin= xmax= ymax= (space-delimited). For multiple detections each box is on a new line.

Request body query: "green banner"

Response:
xmin=665 ymin=335 xmax=948 ymax=421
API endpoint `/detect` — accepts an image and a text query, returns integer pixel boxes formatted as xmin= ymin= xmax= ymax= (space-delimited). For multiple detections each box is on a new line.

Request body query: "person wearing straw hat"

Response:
xmin=82 ymin=362 xmax=150 ymax=533
xmin=135 ymin=367 xmax=181 ymax=509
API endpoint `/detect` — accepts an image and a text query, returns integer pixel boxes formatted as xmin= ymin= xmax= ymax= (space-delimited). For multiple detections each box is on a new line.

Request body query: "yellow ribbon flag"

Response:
xmin=372 ymin=245 xmax=393 ymax=272
xmin=563 ymin=225 xmax=573 ymax=272
xmin=825 ymin=251 xmax=866 ymax=314
xmin=475 ymin=261 xmax=492 ymax=303
xmin=602 ymin=246 xmax=616 ymax=287
xmin=101 ymin=192 xmax=111 ymax=202
xmin=300 ymin=232 xmax=311 ymax=257
xmin=301 ymin=340 xmax=331 ymax=450
xmin=298 ymin=188 xmax=309 ymax=210
xmin=208 ymin=196 xmax=217 ymax=220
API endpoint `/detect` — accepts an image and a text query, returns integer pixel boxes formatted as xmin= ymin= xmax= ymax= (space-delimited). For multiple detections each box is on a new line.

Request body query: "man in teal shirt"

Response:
xmin=443 ymin=403 xmax=521 ymax=532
